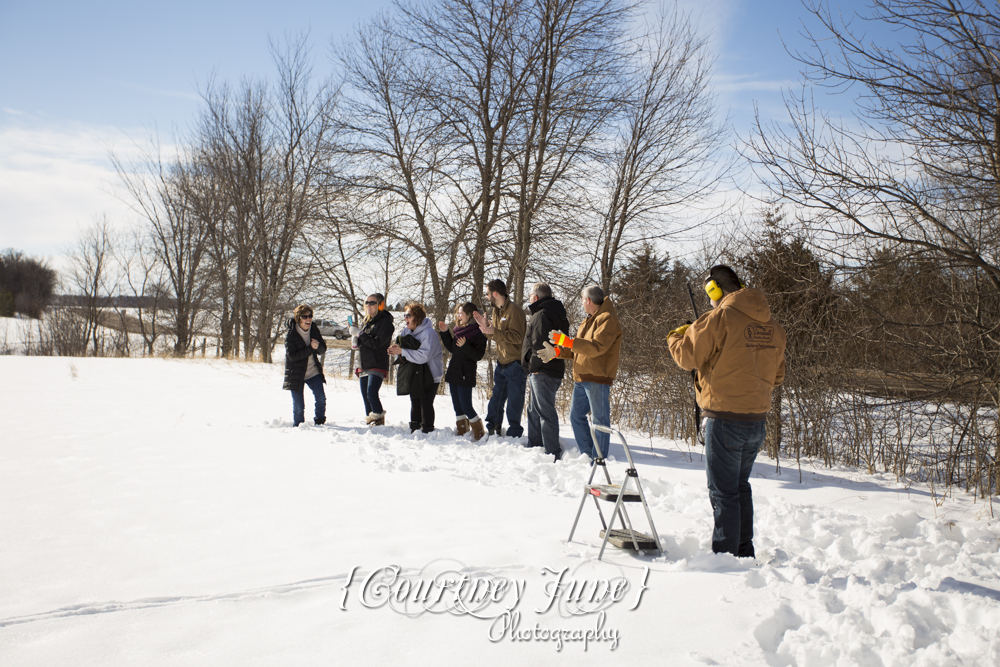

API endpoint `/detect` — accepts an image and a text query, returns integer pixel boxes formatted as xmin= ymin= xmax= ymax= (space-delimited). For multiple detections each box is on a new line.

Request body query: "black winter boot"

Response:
xmin=409 ymin=422 xmax=421 ymax=433
xmin=314 ymin=417 xmax=326 ymax=426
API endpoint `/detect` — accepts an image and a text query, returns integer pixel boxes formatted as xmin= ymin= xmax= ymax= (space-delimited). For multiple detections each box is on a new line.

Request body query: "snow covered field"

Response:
xmin=1 ymin=356 xmax=998 ymax=666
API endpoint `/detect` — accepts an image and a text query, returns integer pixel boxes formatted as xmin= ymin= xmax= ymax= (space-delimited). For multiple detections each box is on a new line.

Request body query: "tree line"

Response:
xmin=56 ymin=0 xmax=723 ymax=364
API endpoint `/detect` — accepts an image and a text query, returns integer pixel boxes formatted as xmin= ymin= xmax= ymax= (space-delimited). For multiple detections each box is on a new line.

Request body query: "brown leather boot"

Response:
xmin=470 ymin=416 xmax=486 ymax=442
xmin=456 ymin=415 xmax=470 ymax=436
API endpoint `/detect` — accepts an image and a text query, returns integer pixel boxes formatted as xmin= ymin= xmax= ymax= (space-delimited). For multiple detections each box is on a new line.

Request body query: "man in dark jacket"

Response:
xmin=283 ymin=304 xmax=328 ymax=426
xmin=522 ymin=283 xmax=570 ymax=460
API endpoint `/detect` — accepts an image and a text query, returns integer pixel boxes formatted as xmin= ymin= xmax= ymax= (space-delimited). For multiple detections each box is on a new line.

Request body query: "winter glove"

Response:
xmin=349 ymin=326 xmax=360 ymax=337
xmin=548 ymin=330 xmax=573 ymax=348
xmin=667 ymin=323 xmax=690 ymax=339
xmin=538 ymin=341 xmax=560 ymax=363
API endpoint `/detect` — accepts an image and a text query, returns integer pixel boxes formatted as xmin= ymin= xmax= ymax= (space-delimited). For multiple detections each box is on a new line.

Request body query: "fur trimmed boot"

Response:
xmin=456 ymin=415 xmax=470 ymax=436
xmin=470 ymin=416 xmax=486 ymax=442
xmin=367 ymin=411 xmax=385 ymax=427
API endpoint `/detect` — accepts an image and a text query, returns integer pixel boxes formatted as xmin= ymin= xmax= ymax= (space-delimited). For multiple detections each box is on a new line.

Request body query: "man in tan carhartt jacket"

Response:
xmin=667 ymin=265 xmax=786 ymax=559
xmin=544 ymin=284 xmax=622 ymax=459
xmin=473 ymin=279 xmax=527 ymax=437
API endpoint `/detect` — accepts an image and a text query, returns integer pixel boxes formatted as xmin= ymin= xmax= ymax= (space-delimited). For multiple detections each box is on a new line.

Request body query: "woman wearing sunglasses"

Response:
xmin=282 ymin=304 xmax=327 ymax=426
xmin=438 ymin=301 xmax=488 ymax=440
xmin=351 ymin=293 xmax=394 ymax=426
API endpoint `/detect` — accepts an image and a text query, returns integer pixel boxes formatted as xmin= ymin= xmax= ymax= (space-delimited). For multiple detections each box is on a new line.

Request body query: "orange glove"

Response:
xmin=548 ymin=330 xmax=573 ymax=348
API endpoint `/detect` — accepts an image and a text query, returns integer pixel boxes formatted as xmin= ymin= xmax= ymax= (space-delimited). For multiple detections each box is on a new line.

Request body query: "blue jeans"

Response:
xmin=569 ymin=381 xmax=610 ymax=459
xmin=527 ymin=373 xmax=563 ymax=457
xmin=291 ymin=374 xmax=326 ymax=426
xmin=485 ymin=361 xmax=526 ymax=437
xmin=704 ymin=418 xmax=766 ymax=557
xmin=449 ymin=384 xmax=478 ymax=419
xmin=360 ymin=374 xmax=384 ymax=415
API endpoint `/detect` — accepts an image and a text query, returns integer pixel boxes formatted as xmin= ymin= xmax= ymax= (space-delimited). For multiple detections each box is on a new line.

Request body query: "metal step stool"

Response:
xmin=568 ymin=421 xmax=663 ymax=561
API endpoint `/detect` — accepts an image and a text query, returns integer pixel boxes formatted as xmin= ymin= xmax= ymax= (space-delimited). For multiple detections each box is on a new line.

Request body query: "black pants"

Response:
xmin=409 ymin=382 xmax=438 ymax=432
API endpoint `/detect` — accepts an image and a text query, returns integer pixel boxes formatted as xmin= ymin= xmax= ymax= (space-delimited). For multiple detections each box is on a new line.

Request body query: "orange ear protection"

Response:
xmin=378 ymin=300 xmax=385 ymax=311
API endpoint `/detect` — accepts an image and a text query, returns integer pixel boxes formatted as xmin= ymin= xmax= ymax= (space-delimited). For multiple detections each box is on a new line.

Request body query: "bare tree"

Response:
xmin=336 ymin=14 xmax=472 ymax=319
xmin=503 ymin=0 xmax=633 ymax=301
xmin=112 ymin=137 xmax=212 ymax=356
xmin=67 ymin=217 xmax=116 ymax=356
xmin=594 ymin=9 xmax=728 ymax=293
xmin=113 ymin=228 xmax=169 ymax=356
xmin=199 ymin=35 xmax=341 ymax=361
xmin=747 ymin=0 xmax=1000 ymax=385
xmin=338 ymin=0 xmax=640 ymax=311
xmin=746 ymin=0 xmax=1000 ymax=495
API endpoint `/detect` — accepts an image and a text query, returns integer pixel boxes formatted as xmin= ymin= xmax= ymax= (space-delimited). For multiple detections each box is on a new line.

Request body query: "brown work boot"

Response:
xmin=470 ymin=416 xmax=486 ymax=442
xmin=456 ymin=415 xmax=470 ymax=436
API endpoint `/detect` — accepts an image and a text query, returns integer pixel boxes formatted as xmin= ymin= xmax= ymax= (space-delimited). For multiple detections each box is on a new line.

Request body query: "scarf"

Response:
xmin=452 ymin=321 xmax=480 ymax=341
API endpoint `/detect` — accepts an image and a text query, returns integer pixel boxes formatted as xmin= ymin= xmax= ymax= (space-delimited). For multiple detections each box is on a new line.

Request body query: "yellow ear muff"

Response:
xmin=705 ymin=279 xmax=724 ymax=301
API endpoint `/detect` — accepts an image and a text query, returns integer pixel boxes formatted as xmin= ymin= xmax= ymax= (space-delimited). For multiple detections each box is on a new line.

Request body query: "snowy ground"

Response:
xmin=1 ymin=356 xmax=998 ymax=666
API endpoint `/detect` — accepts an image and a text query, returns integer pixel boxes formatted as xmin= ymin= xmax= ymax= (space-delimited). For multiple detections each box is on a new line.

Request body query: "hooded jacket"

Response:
xmin=282 ymin=319 xmax=327 ymax=391
xmin=357 ymin=309 xmax=395 ymax=374
xmin=397 ymin=317 xmax=444 ymax=383
xmin=522 ymin=295 xmax=571 ymax=378
xmin=559 ymin=298 xmax=622 ymax=385
xmin=668 ymin=288 xmax=786 ymax=419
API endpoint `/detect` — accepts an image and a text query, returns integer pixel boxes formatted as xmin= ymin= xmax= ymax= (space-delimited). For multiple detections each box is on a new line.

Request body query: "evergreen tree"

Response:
xmin=0 ymin=249 xmax=57 ymax=319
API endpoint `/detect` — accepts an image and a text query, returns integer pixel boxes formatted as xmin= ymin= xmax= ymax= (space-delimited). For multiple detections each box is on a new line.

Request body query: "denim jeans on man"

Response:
xmin=360 ymin=374 xmax=384 ymax=415
xmin=449 ymin=384 xmax=478 ymax=419
xmin=569 ymin=381 xmax=610 ymax=459
xmin=292 ymin=374 xmax=327 ymax=426
xmin=527 ymin=373 xmax=563 ymax=458
xmin=485 ymin=361 xmax=526 ymax=437
xmin=704 ymin=418 xmax=766 ymax=557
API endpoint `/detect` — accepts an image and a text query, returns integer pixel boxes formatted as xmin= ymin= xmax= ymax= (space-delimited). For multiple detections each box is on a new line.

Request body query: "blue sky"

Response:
xmin=0 ymin=0 xmax=878 ymax=268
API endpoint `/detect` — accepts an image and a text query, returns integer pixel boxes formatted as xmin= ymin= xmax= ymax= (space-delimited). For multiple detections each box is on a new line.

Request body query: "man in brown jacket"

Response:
xmin=473 ymin=279 xmax=527 ymax=437
xmin=667 ymin=265 xmax=786 ymax=558
xmin=544 ymin=284 xmax=622 ymax=460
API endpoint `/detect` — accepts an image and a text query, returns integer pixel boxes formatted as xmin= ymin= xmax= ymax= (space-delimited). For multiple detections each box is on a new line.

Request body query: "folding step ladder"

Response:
xmin=568 ymin=421 xmax=663 ymax=561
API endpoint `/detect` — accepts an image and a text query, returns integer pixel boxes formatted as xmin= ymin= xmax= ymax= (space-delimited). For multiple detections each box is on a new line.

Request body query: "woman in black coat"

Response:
xmin=283 ymin=304 xmax=327 ymax=426
xmin=350 ymin=293 xmax=394 ymax=426
xmin=437 ymin=301 xmax=488 ymax=440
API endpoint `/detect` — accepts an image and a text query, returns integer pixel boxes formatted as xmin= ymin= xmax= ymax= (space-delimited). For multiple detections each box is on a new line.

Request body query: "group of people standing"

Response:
xmin=281 ymin=279 xmax=626 ymax=462
xmin=281 ymin=266 xmax=786 ymax=560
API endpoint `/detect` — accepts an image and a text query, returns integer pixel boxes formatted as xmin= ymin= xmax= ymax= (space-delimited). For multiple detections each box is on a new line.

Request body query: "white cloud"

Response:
xmin=0 ymin=117 xmax=148 ymax=265
xmin=713 ymin=75 xmax=801 ymax=93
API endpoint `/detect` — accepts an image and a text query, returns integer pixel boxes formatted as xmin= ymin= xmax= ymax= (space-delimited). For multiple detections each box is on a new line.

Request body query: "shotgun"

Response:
xmin=685 ymin=282 xmax=703 ymax=444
